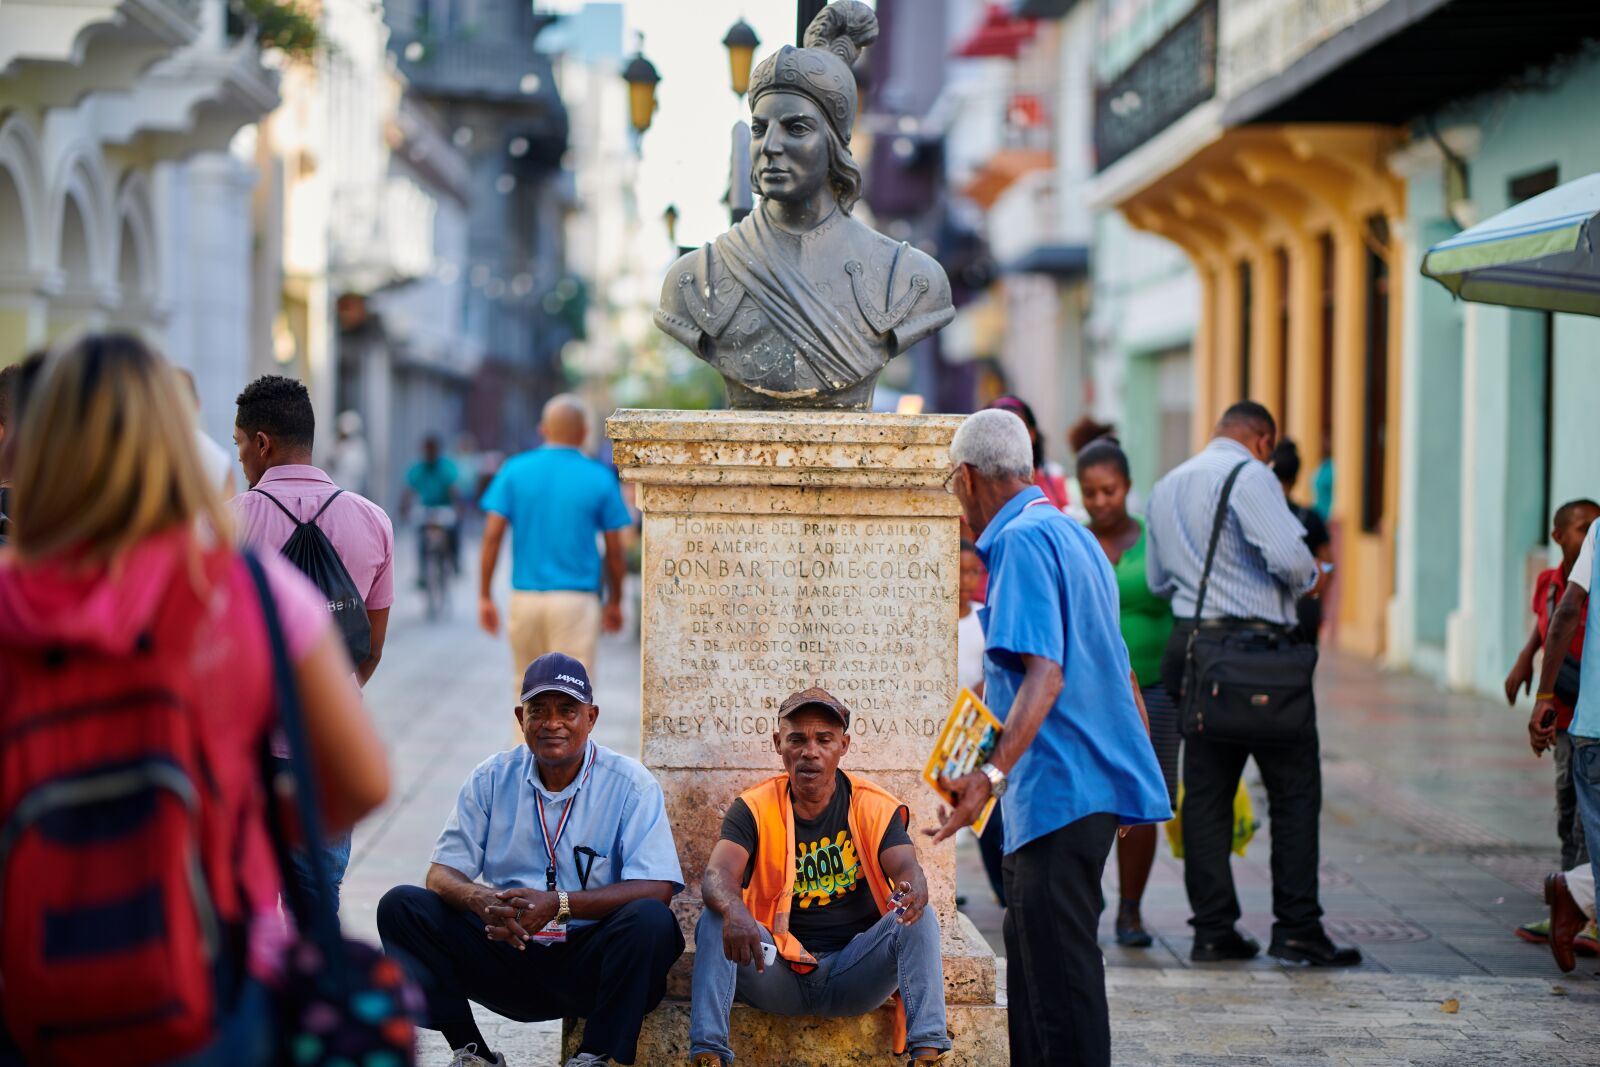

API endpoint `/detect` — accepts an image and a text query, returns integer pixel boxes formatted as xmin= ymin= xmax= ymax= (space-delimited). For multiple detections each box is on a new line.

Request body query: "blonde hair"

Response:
xmin=10 ymin=332 xmax=232 ymax=563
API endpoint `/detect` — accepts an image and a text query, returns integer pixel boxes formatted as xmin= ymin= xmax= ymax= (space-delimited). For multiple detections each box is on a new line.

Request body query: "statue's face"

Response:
xmin=751 ymin=91 xmax=831 ymax=204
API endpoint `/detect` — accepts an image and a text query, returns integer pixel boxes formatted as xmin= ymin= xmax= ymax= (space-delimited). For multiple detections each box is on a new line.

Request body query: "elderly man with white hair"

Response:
xmin=929 ymin=408 xmax=1170 ymax=1067
xmin=478 ymin=394 xmax=631 ymax=691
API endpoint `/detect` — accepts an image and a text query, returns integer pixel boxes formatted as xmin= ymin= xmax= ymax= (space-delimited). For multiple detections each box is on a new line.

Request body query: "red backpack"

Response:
xmin=0 ymin=555 xmax=246 ymax=1065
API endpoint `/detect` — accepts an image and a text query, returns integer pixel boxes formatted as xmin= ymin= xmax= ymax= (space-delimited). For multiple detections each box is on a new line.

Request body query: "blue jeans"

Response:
xmin=1571 ymin=737 xmax=1600 ymax=920
xmin=688 ymin=907 xmax=950 ymax=1063
xmin=288 ymin=831 xmax=353 ymax=914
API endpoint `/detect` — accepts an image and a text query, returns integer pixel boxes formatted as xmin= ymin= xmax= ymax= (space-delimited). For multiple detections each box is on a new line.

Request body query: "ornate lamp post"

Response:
xmin=722 ymin=18 xmax=760 ymax=97
xmin=622 ymin=37 xmax=660 ymax=138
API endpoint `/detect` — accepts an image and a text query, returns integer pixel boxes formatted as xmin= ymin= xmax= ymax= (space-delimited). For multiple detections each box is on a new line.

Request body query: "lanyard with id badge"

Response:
xmin=530 ymin=743 xmax=597 ymax=945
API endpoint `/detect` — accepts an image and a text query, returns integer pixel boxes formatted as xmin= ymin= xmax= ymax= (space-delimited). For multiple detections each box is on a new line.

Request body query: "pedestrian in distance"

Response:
xmin=178 ymin=368 xmax=238 ymax=498
xmin=377 ymin=653 xmax=684 ymax=1067
xmin=402 ymin=433 xmax=463 ymax=582
xmin=689 ymin=688 xmax=951 ymax=1067
xmin=231 ymin=373 xmax=396 ymax=911
xmin=1270 ymin=438 xmax=1334 ymax=644
xmin=989 ymin=394 xmax=1069 ymax=510
xmin=1145 ymin=401 xmax=1356 ymax=967
xmin=0 ymin=333 xmax=389 ymax=1067
xmin=1530 ymin=500 xmax=1600 ymax=972
xmin=0 ymin=358 xmax=24 ymax=546
xmin=1506 ymin=498 xmax=1599 ymax=950
xmin=932 ymin=409 xmax=1171 ymax=1067
xmin=478 ymin=394 xmax=631 ymax=692
xmin=957 ymin=541 xmax=1008 ymax=907
xmin=1077 ymin=436 xmax=1179 ymax=948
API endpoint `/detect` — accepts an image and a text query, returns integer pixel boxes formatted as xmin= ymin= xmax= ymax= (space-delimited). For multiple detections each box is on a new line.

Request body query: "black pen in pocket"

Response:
xmin=573 ymin=845 xmax=602 ymax=890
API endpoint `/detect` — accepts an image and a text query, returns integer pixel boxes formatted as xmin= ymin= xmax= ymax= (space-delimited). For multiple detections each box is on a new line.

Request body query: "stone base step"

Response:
xmin=565 ymin=998 xmax=1009 ymax=1066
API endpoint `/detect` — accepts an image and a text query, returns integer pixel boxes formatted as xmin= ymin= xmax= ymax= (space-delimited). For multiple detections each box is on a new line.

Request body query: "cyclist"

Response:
xmin=402 ymin=435 xmax=462 ymax=589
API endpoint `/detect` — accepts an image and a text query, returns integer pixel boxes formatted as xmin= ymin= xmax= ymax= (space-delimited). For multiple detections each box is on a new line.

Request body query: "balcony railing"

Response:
xmin=1093 ymin=0 xmax=1217 ymax=171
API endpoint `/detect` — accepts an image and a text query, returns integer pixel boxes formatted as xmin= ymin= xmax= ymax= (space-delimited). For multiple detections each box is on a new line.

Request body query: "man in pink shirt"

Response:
xmin=230 ymin=375 xmax=395 ymax=685
xmin=230 ymin=374 xmax=395 ymax=910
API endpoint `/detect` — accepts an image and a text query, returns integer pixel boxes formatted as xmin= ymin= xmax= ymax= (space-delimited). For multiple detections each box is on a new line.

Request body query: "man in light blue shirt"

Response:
xmin=930 ymin=409 xmax=1170 ymax=1067
xmin=1145 ymin=402 xmax=1354 ymax=970
xmin=478 ymin=394 xmax=633 ymax=693
xmin=1534 ymin=518 xmax=1600 ymax=970
xmin=378 ymin=654 xmax=684 ymax=1067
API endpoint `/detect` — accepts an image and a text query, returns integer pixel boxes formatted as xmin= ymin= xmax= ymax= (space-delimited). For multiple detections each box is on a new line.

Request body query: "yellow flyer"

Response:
xmin=921 ymin=688 xmax=1004 ymax=835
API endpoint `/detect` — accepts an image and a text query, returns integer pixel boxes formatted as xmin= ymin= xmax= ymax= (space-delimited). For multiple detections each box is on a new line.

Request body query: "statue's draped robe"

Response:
xmin=656 ymin=204 xmax=954 ymax=410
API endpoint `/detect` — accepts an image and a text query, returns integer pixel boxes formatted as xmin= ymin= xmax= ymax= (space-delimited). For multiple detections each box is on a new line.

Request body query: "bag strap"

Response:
xmin=241 ymin=551 xmax=350 ymax=991
xmin=250 ymin=487 xmax=345 ymax=529
xmin=1191 ymin=460 xmax=1251 ymax=625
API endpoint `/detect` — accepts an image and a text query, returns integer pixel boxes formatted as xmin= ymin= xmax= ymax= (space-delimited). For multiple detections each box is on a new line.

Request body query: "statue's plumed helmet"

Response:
xmin=748 ymin=0 xmax=878 ymax=145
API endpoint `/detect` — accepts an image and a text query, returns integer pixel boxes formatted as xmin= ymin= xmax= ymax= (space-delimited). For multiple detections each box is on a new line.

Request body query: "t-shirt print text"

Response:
xmin=794 ymin=830 xmax=862 ymax=909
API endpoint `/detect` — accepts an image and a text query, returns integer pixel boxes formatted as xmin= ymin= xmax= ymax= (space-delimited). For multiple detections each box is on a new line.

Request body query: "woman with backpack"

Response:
xmin=0 ymin=334 xmax=392 ymax=1066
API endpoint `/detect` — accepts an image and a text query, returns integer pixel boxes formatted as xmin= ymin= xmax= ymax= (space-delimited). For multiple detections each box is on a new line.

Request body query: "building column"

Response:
xmin=1445 ymin=301 xmax=1480 ymax=689
xmin=1212 ymin=257 xmax=1243 ymax=417
xmin=1182 ymin=262 xmax=1212 ymax=452
xmin=1248 ymin=245 xmax=1280 ymax=419
xmin=1284 ymin=234 xmax=1321 ymax=465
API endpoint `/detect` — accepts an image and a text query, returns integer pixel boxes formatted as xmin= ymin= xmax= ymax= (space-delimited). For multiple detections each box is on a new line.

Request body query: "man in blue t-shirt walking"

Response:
xmin=930 ymin=409 xmax=1171 ymax=1067
xmin=478 ymin=395 xmax=632 ymax=693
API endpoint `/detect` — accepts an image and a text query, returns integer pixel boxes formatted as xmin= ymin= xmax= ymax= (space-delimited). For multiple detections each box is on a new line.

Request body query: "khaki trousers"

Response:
xmin=507 ymin=589 xmax=601 ymax=698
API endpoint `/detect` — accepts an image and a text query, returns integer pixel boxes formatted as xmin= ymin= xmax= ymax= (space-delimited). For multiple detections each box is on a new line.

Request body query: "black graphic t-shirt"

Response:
xmin=720 ymin=770 xmax=911 ymax=954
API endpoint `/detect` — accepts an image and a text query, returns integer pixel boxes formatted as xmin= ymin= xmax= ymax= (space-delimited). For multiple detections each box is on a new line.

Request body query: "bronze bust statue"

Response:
xmin=654 ymin=1 xmax=955 ymax=411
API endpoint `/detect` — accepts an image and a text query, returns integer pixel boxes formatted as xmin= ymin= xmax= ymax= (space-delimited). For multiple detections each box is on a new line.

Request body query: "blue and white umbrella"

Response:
xmin=1422 ymin=171 xmax=1600 ymax=316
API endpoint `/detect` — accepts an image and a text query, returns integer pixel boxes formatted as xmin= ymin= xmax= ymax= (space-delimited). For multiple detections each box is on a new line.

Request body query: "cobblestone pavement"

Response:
xmin=348 ymin=536 xmax=1600 ymax=1065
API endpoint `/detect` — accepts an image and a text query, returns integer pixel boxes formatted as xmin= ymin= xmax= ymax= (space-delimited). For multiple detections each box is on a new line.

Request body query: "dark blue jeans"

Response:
xmin=288 ymin=831 xmax=353 ymax=914
xmin=1571 ymin=736 xmax=1600 ymax=921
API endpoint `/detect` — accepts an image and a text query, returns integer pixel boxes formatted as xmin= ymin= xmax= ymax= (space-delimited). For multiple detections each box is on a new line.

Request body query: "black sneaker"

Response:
xmin=1191 ymin=930 xmax=1260 ymax=962
xmin=1268 ymin=935 xmax=1362 ymax=967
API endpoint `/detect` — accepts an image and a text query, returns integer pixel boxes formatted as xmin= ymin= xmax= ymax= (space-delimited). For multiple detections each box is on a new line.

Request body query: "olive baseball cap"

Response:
xmin=778 ymin=687 xmax=851 ymax=730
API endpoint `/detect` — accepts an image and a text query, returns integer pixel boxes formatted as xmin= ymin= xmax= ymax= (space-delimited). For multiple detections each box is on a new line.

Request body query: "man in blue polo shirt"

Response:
xmin=930 ymin=409 xmax=1170 ymax=1067
xmin=478 ymin=394 xmax=633 ymax=693
xmin=378 ymin=654 xmax=685 ymax=1067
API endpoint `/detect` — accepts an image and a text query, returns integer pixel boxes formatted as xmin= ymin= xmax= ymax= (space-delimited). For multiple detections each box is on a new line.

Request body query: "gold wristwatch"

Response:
xmin=555 ymin=890 xmax=571 ymax=925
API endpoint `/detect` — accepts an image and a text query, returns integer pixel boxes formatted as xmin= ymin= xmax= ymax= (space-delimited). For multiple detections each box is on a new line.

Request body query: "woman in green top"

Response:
xmin=1078 ymin=437 xmax=1178 ymax=948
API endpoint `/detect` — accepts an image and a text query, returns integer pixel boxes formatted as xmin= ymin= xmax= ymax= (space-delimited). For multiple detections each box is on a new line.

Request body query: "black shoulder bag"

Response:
xmin=1179 ymin=461 xmax=1319 ymax=746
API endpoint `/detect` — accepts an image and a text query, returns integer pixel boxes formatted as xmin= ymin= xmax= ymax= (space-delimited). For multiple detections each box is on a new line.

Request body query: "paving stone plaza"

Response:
xmin=343 ymin=549 xmax=1600 ymax=1066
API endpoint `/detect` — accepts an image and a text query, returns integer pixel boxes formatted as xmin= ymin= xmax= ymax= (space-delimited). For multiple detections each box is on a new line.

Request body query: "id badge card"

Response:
xmin=530 ymin=918 xmax=568 ymax=946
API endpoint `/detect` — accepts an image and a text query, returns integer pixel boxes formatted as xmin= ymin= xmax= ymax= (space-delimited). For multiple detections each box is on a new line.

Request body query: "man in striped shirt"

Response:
xmin=1146 ymin=402 xmax=1356 ymax=967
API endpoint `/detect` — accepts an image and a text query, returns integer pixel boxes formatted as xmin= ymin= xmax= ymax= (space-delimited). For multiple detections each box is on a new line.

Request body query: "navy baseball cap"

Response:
xmin=519 ymin=653 xmax=593 ymax=705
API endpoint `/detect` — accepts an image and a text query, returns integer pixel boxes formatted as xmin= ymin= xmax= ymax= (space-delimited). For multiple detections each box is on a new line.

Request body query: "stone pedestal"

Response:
xmin=582 ymin=409 xmax=1006 ymax=1065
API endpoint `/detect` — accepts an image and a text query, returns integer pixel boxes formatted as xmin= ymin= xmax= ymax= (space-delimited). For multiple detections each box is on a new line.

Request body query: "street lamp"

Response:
xmin=723 ymin=18 xmax=760 ymax=98
xmin=622 ymin=37 xmax=660 ymax=137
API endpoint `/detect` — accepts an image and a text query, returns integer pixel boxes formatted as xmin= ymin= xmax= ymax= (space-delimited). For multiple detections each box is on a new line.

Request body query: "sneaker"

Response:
xmin=564 ymin=1055 xmax=609 ymax=1067
xmin=449 ymin=1046 xmax=506 ymax=1067
xmin=690 ymin=1057 xmax=725 ymax=1067
xmin=1115 ymin=913 xmax=1154 ymax=948
xmin=1516 ymin=918 xmax=1552 ymax=945
xmin=1576 ymin=922 xmax=1600 ymax=957
xmin=906 ymin=1050 xmax=947 ymax=1065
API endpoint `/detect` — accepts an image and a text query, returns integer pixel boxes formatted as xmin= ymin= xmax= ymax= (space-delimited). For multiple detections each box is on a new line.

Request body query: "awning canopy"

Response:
xmin=1421 ymin=172 xmax=1600 ymax=316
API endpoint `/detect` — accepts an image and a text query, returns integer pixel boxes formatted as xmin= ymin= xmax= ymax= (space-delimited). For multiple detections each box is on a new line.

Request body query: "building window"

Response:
xmin=1361 ymin=215 xmax=1390 ymax=534
xmin=1275 ymin=246 xmax=1289 ymax=432
xmin=1318 ymin=232 xmax=1334 ymax=462
xmin=1238 ymin=259 xmax=1252 ymax=401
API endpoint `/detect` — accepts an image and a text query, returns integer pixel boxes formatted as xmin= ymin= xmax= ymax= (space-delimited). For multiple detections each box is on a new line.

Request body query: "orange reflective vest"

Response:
xmin=737 ymin=771 xmax=911 ymax=1054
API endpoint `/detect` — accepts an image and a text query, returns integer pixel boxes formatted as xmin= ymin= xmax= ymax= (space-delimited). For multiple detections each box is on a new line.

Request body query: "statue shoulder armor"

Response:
xmin=655 ymin=245 xmax=747 ymax=347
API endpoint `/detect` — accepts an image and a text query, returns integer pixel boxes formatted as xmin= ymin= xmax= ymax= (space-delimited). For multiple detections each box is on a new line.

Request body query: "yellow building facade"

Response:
xmin=1116 ymin=125 xmax=1404 ymax=656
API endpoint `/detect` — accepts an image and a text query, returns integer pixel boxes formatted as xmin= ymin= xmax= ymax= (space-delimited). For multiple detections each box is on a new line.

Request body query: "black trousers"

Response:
xmin=1002 ymin=813 xmax=1119 ymax=1067
xmin=1161 ymin=625 xmax=1325 ymax=943
xmin=377 ymin=885 xmax=683 ymax=1064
